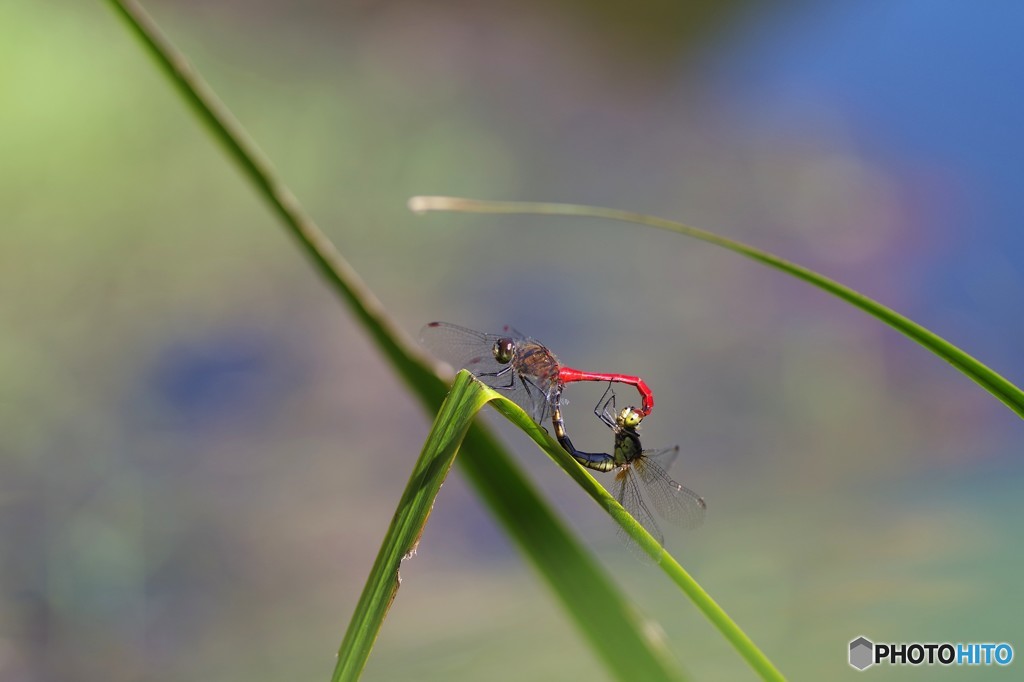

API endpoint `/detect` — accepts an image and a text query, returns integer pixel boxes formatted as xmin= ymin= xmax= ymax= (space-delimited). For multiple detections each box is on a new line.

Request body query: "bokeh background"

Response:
xmin=3 ymin=1 xmax=1022 ymax=679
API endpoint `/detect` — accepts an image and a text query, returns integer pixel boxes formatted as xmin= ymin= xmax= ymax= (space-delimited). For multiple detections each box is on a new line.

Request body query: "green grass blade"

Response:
xmin=487 ymin=393 xmax=786 ymax=682
xmin=410 ymin=196 xmax=1024 ymax=420
xmin=105 ymin=4 xmax=717 ymax=680
xmin=333 ymin=372 xmax=491 ymax=682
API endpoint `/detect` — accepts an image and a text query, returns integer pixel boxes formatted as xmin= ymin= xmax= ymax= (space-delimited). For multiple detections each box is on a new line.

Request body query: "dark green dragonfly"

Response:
xmin=552 ymin=385 xmax=706 ymax=551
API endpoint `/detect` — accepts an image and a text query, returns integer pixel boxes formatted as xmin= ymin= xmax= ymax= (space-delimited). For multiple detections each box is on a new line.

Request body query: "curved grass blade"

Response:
xmin=333 ymin=372 xmax=491 ymax=682
xmin=488 ymin=392 xmax=786 ymax=682
xmin=104 ymin=4 xmax=713 ymax=681
xmin=410 ymin=196 xmax=1024 ymax=420
xmin=337 ymin=371 xmax=691 ymax=682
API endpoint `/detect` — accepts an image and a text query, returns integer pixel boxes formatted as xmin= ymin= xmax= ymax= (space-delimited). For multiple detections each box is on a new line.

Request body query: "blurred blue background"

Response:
xmin=2 ymin=1 xmax=1022 ymax=679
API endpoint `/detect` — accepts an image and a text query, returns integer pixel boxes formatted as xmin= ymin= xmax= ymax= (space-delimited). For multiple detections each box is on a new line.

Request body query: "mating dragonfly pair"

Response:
xmin=420 ymin=322 xmax=705 ymax=552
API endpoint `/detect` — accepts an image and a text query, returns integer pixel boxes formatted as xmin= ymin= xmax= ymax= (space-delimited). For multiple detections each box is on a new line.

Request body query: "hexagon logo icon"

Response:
xmin=849 ymin=636 xmax=874 ymax=670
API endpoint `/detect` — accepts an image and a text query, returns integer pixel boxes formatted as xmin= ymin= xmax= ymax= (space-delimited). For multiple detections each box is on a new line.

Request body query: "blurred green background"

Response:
xmin=2 ymin=1 xmax=1022 ymax=679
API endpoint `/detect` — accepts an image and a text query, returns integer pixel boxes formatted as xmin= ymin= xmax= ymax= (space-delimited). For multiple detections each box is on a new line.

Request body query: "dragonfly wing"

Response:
xmin=614 ymin=466 xmax=664 ymax=562
xmin=501 ymin=324 xmax=528 ymax=340
xmin=635 ymin=448 xmax=707 ymax=530
xmin=420 ymin=322 xmax=512 ymax=383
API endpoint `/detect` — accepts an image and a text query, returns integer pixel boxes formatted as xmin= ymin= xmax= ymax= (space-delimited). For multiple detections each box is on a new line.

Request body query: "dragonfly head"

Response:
xmin=491 ymin=337 xmax=515 ymax=364
xmin=617 ymin=406 xmax=643 ymax=429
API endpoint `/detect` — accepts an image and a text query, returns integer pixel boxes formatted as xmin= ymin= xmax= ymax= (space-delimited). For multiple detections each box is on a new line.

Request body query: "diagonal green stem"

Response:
xmin=410 ymin=196 xmax=1024 ymax=420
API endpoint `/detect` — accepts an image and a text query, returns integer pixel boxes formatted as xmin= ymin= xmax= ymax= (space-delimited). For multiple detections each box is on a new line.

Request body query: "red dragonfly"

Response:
xmin=419 ymin=321 xmax=654 ymax=426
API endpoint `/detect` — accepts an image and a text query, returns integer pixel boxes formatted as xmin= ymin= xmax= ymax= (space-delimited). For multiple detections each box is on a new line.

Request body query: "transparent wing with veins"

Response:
xmin=419 ymin=322 xmax=558 ymax=424
xmin=613 ymin=464 xmax=665 ymax=561
xmin=633 ymin=447 xmax=706 ymax=531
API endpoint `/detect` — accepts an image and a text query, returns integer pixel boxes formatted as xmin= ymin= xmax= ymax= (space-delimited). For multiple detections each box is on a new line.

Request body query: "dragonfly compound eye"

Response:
xmin=618 ymin=407 xmax=643 ymax=428
xmin=492 ymin=338 xmax=515 ymax=364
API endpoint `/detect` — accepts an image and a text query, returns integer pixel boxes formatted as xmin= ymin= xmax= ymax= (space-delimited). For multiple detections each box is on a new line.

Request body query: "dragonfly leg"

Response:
xmin=500 ymin=366 xmax=517 ymax=389
xmin=594 ymin=383 xmax=617 ymax=429
xmin=474 ymin=364 xmax=516 ymax=389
